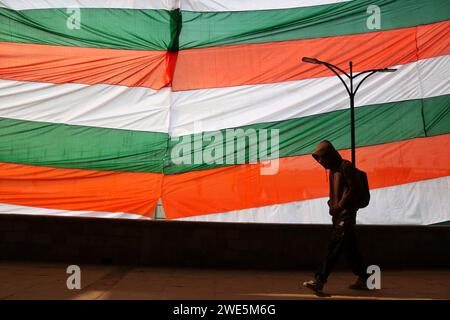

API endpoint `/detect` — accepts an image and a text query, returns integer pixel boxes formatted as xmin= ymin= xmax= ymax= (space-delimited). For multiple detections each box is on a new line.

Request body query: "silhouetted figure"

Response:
xmin=303 ymin=140 xmax=368 ymax=293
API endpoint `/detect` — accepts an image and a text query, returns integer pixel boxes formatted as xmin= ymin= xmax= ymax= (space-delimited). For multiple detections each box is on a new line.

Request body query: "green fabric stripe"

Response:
xmin=432 ymin=220 xmax=450 ymax=226
xmin=179 ymin=0 xmax=450 ymax=49
xmin=0 ymin=118 xmax=168 ymax=172
xmin=424 ymin=95 xmax=450 ymax=136
xmin=164 ymin=95 xmax=450 ymax=174
xmin=0 ymin=7 xmax=180 ymax=51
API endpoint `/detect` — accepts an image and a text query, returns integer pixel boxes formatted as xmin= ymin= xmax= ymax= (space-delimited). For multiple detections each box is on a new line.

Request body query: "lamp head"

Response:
xmin=380 ymin=68 xmax=397 ymax=72
xmin=302 ymin=57 xmax=321 ymax=64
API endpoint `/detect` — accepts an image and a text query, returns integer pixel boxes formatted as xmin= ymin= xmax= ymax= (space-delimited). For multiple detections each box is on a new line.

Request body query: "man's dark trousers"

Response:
xmin=315 ymin=213 xmax=367 ymax=283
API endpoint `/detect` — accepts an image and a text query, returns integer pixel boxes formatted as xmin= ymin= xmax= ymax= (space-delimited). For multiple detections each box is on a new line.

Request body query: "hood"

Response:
xmin=312 ymin=140 xmax=342 ymax=170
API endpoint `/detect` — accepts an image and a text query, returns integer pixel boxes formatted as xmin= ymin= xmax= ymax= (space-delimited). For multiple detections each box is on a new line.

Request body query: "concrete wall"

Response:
xmin=1 ymin=214 xmax=449 ymax=269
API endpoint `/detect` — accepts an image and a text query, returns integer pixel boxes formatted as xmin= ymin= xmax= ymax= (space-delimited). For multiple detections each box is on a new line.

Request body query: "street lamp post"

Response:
xmin=302 ymin=57 xmax=396 ymax=165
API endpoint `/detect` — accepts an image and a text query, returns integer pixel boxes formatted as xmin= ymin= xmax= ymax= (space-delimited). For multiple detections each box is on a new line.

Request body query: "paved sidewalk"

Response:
xmin=0 ymin=262 xmax=448 ymax=300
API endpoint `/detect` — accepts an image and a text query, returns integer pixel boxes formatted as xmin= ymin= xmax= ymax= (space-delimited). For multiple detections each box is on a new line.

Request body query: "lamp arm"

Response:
xmin=353 ymin=68 xmax=391 ymax=79
xmin=321 ymin=62 xmax=351 ymax=79
xmin=353 ymin=70 xmax=378 ymax=96
xmin=322 ymin=63 xmax=352 ymax=97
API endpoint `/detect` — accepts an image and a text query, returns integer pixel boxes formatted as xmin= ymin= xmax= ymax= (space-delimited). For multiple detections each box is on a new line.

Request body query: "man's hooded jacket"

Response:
xmin=312 ymin=140 xmax=361 ymax=222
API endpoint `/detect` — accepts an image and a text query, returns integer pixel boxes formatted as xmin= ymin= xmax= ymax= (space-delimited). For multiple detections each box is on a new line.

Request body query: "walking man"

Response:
xmin=303 ymin=140 xmax=368 ymax=293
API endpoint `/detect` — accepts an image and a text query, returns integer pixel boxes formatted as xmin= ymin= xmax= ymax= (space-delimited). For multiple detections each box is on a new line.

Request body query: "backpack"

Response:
xmin=341 ymin=160 xmax=371 ymax=209
xmin=356 ymin=168 xmax=370 ymax=209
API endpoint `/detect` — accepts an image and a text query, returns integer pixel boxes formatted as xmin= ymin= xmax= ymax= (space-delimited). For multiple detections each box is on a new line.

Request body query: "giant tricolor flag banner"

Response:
xmin=0 ymin=0 xmax=449 ymax=225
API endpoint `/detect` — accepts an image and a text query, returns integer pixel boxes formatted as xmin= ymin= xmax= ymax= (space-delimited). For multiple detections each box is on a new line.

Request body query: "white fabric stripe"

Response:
xmin=171 ymin=55 xmax=450 ymax=136
xmin=0 ymin=203 xmax=152 ymax=219
xmin=0 ymin=0 xmax=180 ymax=10
xmin=177 ymin=176 xmax=450 ymax=225
xmin=181 ymin=0 xmax=351 ymax=12
xmin=0 ymin=80 xmax=170 ymax=132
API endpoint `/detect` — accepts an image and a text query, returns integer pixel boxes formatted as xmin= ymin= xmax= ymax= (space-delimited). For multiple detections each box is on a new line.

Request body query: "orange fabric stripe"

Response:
xmin=162 ymin=134 xmax=450 ymax=218
xmin=172 ymin=20 xmax=450 ymax=91
xmin=0 ymin=42 xmax=175 ymax=89
xmin=0 ymin=163 xmax=162 ymax=216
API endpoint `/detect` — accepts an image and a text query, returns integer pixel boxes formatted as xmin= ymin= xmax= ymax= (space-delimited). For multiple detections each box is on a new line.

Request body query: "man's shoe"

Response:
xmin=349 ymin=277 xmax=368 ymax=290
xmin=302 ymin=279 xmax=324 ymax=293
